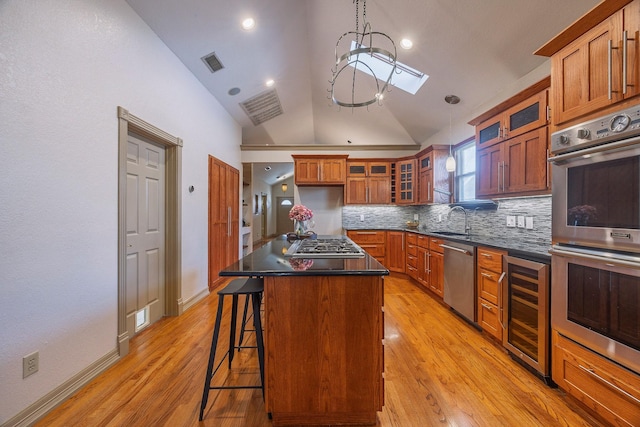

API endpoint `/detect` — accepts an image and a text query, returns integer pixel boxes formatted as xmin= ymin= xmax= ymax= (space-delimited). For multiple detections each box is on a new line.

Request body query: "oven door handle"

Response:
xmin=548 ymin=134 xmax=640 ymax=164
xmin=550 ymin=245 xmax=640 ymax=269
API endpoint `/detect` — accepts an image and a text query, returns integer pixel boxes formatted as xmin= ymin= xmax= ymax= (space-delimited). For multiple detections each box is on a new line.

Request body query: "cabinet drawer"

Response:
xmin=477 ymin=247 xmax=505 ymax=272
xmin=429 ymin=238 xmax=444 ymax=253
xmin=359 ymin=243 xmax=385 ymax=258
xmin=406 ymin=233 xmax=417 ymax=245
xmin=348 ymin=230 xmax=386 ymax=244
xmin=406 ymin=243 xmax=417 ymax=257
xmin=478 ymin=267 xmax=500 ymax=305
xmin=553 ymin=331 xmax=640 ymax=427
xmin=407 ymin=253 xmax=417 ymax=268
xmin=478 ymin=300 xmax=502 ymax=341
xmin=416 ymin=234 xmax=429 ymax=249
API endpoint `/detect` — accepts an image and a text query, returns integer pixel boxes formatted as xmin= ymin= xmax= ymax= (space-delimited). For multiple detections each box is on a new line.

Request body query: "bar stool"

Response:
xmin=199 ymin=277 xmax=265 ymax=421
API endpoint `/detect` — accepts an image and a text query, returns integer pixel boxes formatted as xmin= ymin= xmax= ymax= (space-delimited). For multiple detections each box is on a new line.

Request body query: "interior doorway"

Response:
xmin=276 ymin=197 xmax=294 ymax=235
xmin=261 ymin=193 xmax=268 ymax=239
xmin=117 ymin=106 xmax=183 ymax=357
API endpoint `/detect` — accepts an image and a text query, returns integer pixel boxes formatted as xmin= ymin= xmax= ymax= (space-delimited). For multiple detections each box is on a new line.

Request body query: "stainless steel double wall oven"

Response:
xmin=549 ymin=103 xmax=640 ymax=375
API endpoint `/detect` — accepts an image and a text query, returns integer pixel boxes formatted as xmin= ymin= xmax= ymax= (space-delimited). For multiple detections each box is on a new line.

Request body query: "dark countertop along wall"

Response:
xmin=343 ymin=195 xmax=551 ymax=260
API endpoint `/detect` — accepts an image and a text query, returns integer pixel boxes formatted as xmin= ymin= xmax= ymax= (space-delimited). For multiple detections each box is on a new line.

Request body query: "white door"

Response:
xmin=125 ymin=133 xmax=165 ymax=337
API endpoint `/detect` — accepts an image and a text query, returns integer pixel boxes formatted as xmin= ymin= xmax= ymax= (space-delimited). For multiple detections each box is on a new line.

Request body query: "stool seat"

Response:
xmin=199 ymin=277 xmax=265 ymax=421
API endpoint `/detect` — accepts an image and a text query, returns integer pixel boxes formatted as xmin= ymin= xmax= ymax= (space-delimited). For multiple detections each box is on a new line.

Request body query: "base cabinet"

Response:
xmin=552 ymin=330 xmax=640 ymax=426
xmin=347 ymin=230 xmax=386 ymax=266
xmin=386 ymin=231 xmax=405 ymax=273
xmin=428 ymin=237 xmax=444 ymax=298
xmin=476 ymin=247 xmax=506 ymax=341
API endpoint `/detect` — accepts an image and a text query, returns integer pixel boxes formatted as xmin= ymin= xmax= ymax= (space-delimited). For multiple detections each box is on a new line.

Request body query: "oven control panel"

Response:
xmin=551 ymin=104 xmax=640 ymax=154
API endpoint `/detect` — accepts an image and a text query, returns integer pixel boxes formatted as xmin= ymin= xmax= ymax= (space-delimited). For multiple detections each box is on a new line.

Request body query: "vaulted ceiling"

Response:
xmin=126 ymin=0 xmax=599 ymax=151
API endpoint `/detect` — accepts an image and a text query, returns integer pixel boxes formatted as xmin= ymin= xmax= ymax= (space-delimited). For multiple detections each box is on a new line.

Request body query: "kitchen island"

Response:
xmin=220 ymin=235 xmax=389 ymax=426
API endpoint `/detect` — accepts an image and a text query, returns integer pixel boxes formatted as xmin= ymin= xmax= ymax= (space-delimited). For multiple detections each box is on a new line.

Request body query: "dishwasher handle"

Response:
xmin=440 ymin=243 xmax=472 ymax=256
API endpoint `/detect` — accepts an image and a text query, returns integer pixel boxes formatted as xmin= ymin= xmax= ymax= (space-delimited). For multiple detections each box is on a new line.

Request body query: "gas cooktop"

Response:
xmin=284 ymin=237 xmax=365 ymax=259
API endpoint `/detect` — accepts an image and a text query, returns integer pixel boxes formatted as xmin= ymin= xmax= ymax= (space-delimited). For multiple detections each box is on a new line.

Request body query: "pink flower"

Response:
xmin=288 ymin=204 xmax=313 ymax=221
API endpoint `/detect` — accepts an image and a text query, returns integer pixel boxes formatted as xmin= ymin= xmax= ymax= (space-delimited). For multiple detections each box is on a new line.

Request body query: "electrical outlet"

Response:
xmin=517 ymin=216 xmax=525 ymax=228
xmin=438 ymin=214 xmax=442 ymax=222
xmin=525 ymin=216 xmax=534 ymax=229
xmin=413 ymin=214 xmax=419 ymax=221
xmin=23 ymin=351 xmax=39 ymax=378
xmin=506 ymin=216 xmax=516 ymax=227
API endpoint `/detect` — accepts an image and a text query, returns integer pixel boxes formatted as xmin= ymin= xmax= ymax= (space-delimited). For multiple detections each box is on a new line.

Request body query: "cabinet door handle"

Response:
xmin=578 ymin=365 xmax=640 ymax=405
xmin=623 ymin=30 xmax=635 ymax=95
xmin=608 ymin=39 xmax=620 ymax=100
xmin=546 ymin=149 xmax=550 ymax=189
xmin=481 ymin=272 xmax=494 ymax=279
xmin=497 ymin=162 xmax=502 ymax=192
xmin=501 ymin=161 xmax=506 ymax=192
xmin=546 ymin=105 xmax=550 ymax=122
xmin=481 ymin=303 xmax=493 ymax=311
xmin=480 ymin=253 xmax=493 ymax=258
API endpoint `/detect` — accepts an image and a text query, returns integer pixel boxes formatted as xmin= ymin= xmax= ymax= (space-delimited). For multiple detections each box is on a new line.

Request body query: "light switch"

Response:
xmin=525 ymin=216 xmax=534 ymax=229
xmin=517 ymin=216 xmax=525 ymax=228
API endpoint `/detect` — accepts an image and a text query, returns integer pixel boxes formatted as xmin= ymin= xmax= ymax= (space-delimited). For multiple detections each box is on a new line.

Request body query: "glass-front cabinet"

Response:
xmin=396 ymin=158 xmax=416 ymax=205
xmin=476 ymin=90 xmax=548 ymax=150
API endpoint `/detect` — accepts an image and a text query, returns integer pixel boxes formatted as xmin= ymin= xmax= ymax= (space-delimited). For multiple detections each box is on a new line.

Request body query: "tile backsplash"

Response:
xmin=342 ymin=195 xmax=551 ymax=246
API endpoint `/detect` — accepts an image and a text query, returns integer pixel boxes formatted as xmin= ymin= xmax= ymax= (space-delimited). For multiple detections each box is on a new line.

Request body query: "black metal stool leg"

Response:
xmin=228 ymin=294 xmax=239 ymax=368
xmin=199 ymin=295 xmax=225 ymax=421
xmin=238 ymin=295 xmax=251 ymax=348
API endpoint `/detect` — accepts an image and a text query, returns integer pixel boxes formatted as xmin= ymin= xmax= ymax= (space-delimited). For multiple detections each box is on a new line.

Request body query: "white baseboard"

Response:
xmin=182 ymin=287 xmax=210 ymax=311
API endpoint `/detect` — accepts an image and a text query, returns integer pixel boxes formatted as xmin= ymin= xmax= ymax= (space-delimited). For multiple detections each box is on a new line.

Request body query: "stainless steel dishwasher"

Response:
xmin=442 ymin=240 xmax=477 ymax=324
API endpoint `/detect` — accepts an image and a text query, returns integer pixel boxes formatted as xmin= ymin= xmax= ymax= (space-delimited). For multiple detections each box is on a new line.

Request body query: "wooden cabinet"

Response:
xmin=428 ymin=237 xmax=444 ymax=298
xmin=292 ymin=154 xmax=347 ymax=185
xmin=208 ymin=156 xmax=240 ymax=290
xmin=345 ymin=160 xmax=391 ymax=204
xmin=395 ymin=158 xmax=417 ymax=205
xmin=386 ymin=231 xmax=405 ymax=273
xmin=471 ymin=80 xmax=551 ymax=199
xmin=406 ymin=232 xmax=418 ymax=280
xmin=417 ymin=147 xmax=452 ymax=205
xmin=537 ymin=0 xmax=640 ymax=125
xmin=476 ymin=247 xmax=506 ymax=341
xmin=475 ymin=90 xmax=549 ymax=150
xmin=264 ymin=274 xmax=384 ymax=424
xmin=476 ymin=126 xmax=549 ymax=198
xmin=552 ymin=330 xmax=640 ymax=426
xmin=416 ymin=234 xmax=430 ymax=289
xmin=347 ymin=230 xmax=386 ymax=265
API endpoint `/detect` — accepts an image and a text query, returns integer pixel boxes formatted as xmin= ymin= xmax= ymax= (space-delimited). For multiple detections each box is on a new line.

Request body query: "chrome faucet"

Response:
xmin=448 ymin=206 xmax=471 ymax=236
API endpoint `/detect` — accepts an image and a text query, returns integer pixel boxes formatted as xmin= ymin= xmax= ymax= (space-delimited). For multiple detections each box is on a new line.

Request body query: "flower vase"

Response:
xmin=294 ymin=220 xmax=308 ymax=236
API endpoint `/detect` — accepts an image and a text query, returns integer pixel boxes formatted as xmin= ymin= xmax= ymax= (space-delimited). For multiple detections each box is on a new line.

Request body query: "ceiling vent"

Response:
xmin=240 ymin=89 xmax=284 ymax=126
xmin=201 ymin=51 xmax=224 ymax=73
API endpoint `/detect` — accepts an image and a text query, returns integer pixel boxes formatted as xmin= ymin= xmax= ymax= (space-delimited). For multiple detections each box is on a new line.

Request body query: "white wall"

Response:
xmin=0 ymin=0 xmax=241 ymax=423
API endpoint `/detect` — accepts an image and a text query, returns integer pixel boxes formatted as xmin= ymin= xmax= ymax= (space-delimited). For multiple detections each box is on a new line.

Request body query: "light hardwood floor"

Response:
xmin=37 ymin=275 xmax=603 ymax=427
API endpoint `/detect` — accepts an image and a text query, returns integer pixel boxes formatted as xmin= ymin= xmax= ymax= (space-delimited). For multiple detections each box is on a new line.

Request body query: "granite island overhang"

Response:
xmin=219 ymin=235 xmax=388 ymax=425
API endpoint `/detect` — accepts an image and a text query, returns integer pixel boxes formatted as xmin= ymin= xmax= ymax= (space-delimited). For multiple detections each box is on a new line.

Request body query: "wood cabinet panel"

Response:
xmin=552 ymin=330 xmax=640 ymax=426
xmin=545 ymin=0 xmax=640 ymax=125
xmin=264 ymin=275 xmax=384 ymax=424
xmin=292 ymin=155 xmax=347 ymax=185
xmin=346 ymin=160 xmax=391 ymax=204
xmin=396 ymin=159 xmax=417 ymax=205
xmin=386 ymin=231 xmax=405 ymax=273
xmin=476 ymin=246 xmax=506 ymax=341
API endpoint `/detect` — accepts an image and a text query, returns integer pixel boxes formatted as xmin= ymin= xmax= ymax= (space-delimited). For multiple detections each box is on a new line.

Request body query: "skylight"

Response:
xmin=348 ymin=41 xmax=428 ymax=95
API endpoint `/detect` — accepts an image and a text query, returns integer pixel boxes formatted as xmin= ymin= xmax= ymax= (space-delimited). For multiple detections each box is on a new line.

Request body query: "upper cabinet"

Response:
xmin=292 ymin=155 xmax=347 ymax=186
xmin=470 ymin=78 xmax=551 ymax=199
xmin=475 ymin=90 xmax=549 ymax=151
xmin=345 ymin=160 xmax=391 ymax=205
xmin=395 ymin=158 xmax=417 ymax=205
xmin=417 ymin=147 xmax=452 ymax=205
xmin=535 ymin=0 xmax=640 ymax=126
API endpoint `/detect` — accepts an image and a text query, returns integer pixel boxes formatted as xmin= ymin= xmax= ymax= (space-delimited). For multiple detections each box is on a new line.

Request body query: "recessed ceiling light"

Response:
xmin=400 ymin=38 xmax=413 ymax=49
xmin=264 ymin=166 xmax=271 ymax=171
xmin=265 ymin=79 xmax=275 ymax=87
xmin=228 ymin=87 xmax=241 ymax=96
xmin=241 ymin=17 xmax=255 ymax=31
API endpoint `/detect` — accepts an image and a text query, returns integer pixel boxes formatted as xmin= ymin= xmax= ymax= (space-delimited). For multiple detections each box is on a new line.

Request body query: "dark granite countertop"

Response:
xmin=220 ymin=235 xmax=390 ymax=277
xmin=345 ymin=227 xmax=551 ymax=262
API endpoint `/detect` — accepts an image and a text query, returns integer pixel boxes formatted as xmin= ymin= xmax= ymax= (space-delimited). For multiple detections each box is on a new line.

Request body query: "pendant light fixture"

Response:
xmin=281 ymin=183 xmax=288 ymax=193
xmin=444 ymin=95 xmax=460 ymax=173
xmin=329 ymin=0 xmax=397 ymax=108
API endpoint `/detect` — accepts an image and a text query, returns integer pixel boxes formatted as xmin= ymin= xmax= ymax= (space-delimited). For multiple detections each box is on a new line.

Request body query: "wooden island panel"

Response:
xmin=264 ymin=275 xmax=384 ymax=425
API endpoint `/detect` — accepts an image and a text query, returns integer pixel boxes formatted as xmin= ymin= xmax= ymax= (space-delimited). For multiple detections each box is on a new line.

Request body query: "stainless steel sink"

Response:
xmin=432 ymin=231 xmax=468 ymax=237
